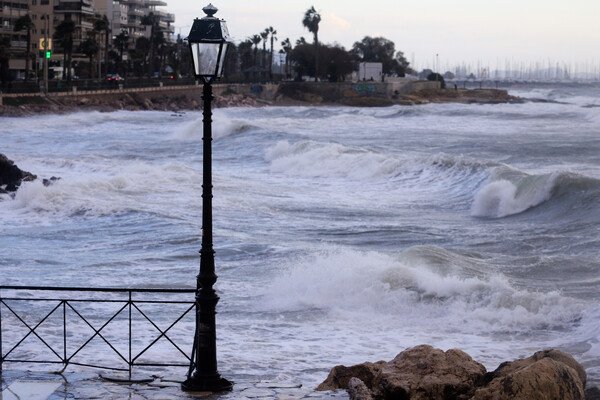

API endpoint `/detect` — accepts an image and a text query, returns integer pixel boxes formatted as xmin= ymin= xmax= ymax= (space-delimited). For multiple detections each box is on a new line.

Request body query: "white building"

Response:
xmin=358 ymin=62 xmax=382 ymax=81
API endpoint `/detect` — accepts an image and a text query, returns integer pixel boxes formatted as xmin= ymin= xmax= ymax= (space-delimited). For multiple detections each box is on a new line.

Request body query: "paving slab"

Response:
xmin=0 ymin=370 xmax=349 ymax=400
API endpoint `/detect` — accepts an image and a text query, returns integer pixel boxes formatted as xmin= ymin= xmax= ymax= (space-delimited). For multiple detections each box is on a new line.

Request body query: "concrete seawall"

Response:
xmin=0 ymin=80 xmax=441 ymax=107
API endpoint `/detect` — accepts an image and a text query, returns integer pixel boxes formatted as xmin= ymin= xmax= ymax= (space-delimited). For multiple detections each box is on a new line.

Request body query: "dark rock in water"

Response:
xmin=43 ymin=176 xmax=61 ymax=186
xmin=318 ymin=345 xmax=587 ymax=400
xmin=0 ymin=153 xmax=37 ymax=192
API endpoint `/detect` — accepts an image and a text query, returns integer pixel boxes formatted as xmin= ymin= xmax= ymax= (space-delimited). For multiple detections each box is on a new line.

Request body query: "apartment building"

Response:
xmin=2 ymin=0 xmax=174 ymax=79
xmin=1 ymin=0 xmax=30 ymax=77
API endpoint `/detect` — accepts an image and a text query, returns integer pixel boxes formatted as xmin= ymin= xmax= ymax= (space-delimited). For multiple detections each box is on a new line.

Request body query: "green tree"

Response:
xmin=302 ymin=6 xmax=320 ymax=81
xmin=324 ymin=44 xmax=354 ymax=82
xmin=80 ymin=37 xmax=98 ymax=78
xmin=132 ymin=36 xmax=150 ymax=77
xmin=114 ymin=31 xmax=129 ymax=76
xmin=427 ymin=72 xmax=446 ymax=89
xmin=141 ymin=13 xmax=157 ymax=75
xmin=13 ymin=15 xmax=34 ymax=80
xmin=54 ymin=20 xmax=76 ymax=81
xmin=154 ymin=30 xmax=166 ymax=77
xmin=352 ymin=36 xmax=396 ymax=75
xmin=292 ymin=42 xmax=353 ymax=82
xmin=394 ymin=51 xmax=411 ymax=77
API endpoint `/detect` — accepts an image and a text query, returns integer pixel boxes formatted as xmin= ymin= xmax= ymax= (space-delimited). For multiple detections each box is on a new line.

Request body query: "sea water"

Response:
xmin=1 ymin=84 xmax=599 ymax=388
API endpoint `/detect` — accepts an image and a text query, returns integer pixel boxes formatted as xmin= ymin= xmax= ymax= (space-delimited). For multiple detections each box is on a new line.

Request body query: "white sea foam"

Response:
xmin=265 ymin=140 xmax=403 ymax=180
xmin=0 ymin=161 xmax=200 ymax=222
xmin=260 ymin=245 xmax=582 ymax=334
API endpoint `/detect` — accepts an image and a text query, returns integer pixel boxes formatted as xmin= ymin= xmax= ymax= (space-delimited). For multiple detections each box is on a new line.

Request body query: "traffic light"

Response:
xmin=46 ymin=51 xmax=51 ymax=59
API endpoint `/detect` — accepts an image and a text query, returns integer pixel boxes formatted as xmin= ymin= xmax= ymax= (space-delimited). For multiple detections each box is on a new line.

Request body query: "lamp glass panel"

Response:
xmin=191 ymin=42 xmax=221 ymax=76
xmin=217 ymin=43 xmax=229 ymax=77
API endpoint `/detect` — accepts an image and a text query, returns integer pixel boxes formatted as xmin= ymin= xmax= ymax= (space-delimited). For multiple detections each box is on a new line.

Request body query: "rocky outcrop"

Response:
xmin=401 ymin=88 xmax=521 ymax=105
xmin=0 ymin=153 xmax=36 ymax=192
xmin=318 ymin=345 xmax=588 ymax=400
xmin=472 ymin=349 xmax=586 ymax=400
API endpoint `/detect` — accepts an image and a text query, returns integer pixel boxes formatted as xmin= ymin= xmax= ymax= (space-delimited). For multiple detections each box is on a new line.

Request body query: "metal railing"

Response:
xmin=0 ymin=286 xmax=196 ymax=380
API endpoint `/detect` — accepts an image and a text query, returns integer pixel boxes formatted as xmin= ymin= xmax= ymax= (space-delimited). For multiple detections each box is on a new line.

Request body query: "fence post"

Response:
xmin=129 ymin=291 xmax=132 ymax=381
xmin=63 ymin=301 xmax=67 ymax=366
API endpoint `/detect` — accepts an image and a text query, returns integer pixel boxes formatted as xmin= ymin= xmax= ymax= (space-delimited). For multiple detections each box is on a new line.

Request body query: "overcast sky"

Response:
xmin=168 ymin=0 xmax=599 ymax=72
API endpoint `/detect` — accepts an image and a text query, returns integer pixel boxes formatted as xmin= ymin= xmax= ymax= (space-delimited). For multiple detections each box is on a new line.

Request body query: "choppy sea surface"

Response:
xmin=1 ymin=84 xmax=599 ymax=387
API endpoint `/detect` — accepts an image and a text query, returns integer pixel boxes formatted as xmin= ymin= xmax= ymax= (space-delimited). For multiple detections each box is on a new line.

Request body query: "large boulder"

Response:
xmin=374 ymin=345 xmax=486 ymax=400
xmin=317 ymin=361 xmax=386 ymax=392
xmin=317 ymin=345 xmax=487 ymax=400
xmin=317 ymin=346 xmax=587 ymax=400
xmin=0 ymin=153 xmax=37 ymax=192
xmin=472 ymin=350 xmax=586 ymax=400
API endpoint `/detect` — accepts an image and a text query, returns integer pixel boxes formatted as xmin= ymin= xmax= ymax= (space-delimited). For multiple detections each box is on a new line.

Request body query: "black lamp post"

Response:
xmin=182 ymin=3 xmax=232 ymax=393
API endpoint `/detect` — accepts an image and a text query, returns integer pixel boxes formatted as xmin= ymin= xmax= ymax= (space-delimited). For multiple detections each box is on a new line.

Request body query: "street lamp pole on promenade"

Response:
xmin=181 ymin=3 xmax=232 ymax=393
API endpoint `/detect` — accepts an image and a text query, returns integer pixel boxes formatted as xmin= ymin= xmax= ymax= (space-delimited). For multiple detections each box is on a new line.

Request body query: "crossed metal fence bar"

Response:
xmin=0 ymin=286 xmax=196 ymax=380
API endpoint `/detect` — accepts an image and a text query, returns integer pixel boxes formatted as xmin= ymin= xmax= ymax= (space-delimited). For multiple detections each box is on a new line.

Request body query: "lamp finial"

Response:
xmin=203 ymin=3 xmax=218 ymax=18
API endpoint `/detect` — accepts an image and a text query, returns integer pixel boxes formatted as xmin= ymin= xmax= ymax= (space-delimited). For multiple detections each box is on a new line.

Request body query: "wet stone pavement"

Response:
xmin=0 ymin=370 xmax=349 ymax=400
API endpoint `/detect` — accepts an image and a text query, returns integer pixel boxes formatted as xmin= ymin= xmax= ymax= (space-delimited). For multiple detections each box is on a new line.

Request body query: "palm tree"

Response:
xmin=13 ymin=15 xmax=34 ymax=80
xmin=281 ymin=38 xmax=292 ymax=78
xmin=267 ymin=26 xmax=277 ymax=79
xmin=54 ymin=20 xmax=76 ymax=81
xmin=260 ymin=29 xmax=269 ymax=68
xmin=302 ymin=6 xmax=321 ymax=81
xmin=93 ymin=16 xmax=110 ymax=75
xmin=250 ymin=34 xmax=261 ymax=67
xmin=141 ymin=13 xmax=157 ymax=76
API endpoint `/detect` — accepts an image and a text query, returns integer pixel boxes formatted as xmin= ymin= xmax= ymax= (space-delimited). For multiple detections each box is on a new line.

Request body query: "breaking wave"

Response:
xmin=471 ymin=167 xmax=600 ymax=218
xmin=260 ymin=245 xmax=584 ymax=333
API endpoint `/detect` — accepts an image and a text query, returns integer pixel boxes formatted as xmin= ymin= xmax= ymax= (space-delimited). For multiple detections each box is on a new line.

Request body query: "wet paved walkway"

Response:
xmin=0 ymin=370 xmax=349 ymax=399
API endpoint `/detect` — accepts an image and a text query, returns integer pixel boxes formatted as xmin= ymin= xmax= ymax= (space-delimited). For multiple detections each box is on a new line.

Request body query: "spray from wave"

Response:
xmin=260 ymin=245 xmax=583 ymax=333
xmin=168 ymin=111 xmax=255 ymax=141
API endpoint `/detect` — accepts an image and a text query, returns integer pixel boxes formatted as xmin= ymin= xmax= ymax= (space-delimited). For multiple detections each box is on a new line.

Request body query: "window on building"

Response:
xmin=31 ymin=0 xmax=36 ymax=4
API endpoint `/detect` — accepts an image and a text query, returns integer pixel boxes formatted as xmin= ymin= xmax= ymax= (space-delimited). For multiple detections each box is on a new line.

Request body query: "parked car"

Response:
xmin=106 ymin=74 xmax=124 ymax=82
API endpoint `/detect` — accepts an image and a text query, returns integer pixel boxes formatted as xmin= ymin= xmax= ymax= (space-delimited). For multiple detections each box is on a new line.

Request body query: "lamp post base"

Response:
xmin=181 ymin=373 xmax=233 ymax=393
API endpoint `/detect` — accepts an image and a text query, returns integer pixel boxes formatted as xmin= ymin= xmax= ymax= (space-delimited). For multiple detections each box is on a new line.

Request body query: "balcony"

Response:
xmin=10 ymin=40 xmax=27 ymax=48
xmin=54 ymin=2 xmax=95 ymax=15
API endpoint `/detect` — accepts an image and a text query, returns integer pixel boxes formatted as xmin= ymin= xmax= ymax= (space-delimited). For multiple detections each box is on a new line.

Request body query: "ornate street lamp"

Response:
xmin=182 ymin=3 xmax=232 ymax=393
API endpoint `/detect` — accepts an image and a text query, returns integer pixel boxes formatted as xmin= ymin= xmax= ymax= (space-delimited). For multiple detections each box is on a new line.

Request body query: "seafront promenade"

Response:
xmin=1 ymin=369 xmax=348 ymax=399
